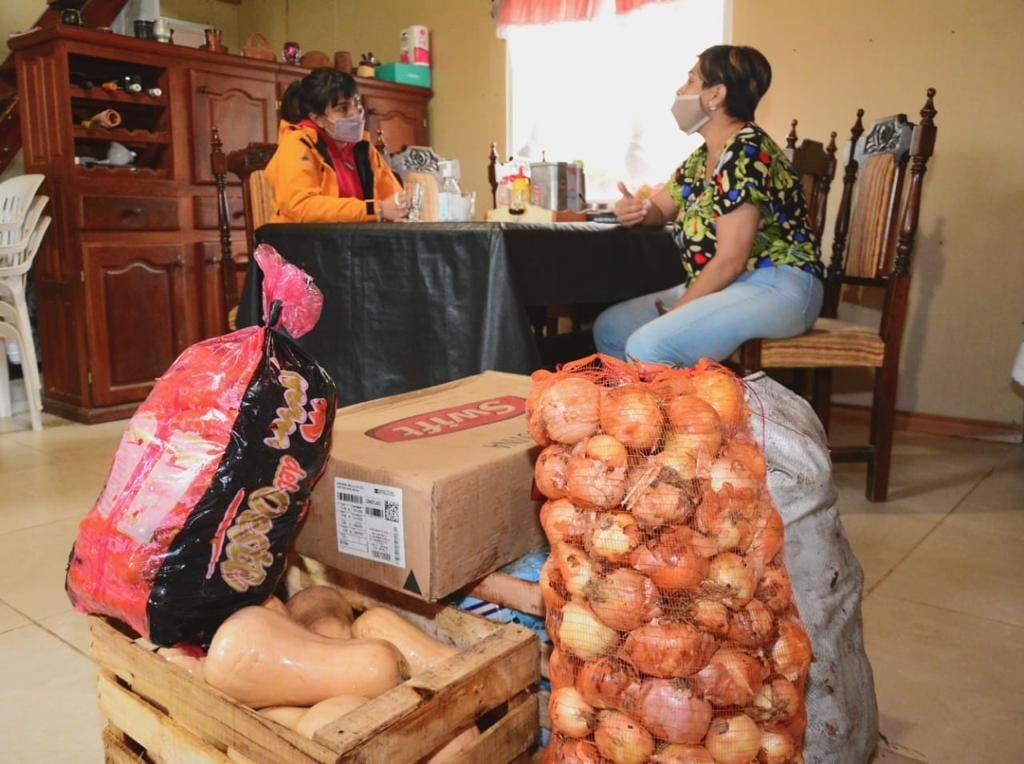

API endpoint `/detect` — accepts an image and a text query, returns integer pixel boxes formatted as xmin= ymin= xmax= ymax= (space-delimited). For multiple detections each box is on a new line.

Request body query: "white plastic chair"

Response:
xmin=0 ymin=174 xmax=44 ymax=231
xmin=0 ymin=194 xmax=48 ymax=247
xmin=0 ymin=214 xmax=51 ymax=431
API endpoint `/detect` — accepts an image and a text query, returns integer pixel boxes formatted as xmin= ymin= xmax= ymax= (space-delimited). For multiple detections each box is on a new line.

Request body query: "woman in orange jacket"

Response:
xmin=266 ymin=68 xmax=406 ymax=223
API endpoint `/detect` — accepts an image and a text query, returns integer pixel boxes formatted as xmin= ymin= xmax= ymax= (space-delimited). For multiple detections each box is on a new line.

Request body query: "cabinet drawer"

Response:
xmin=193 ymin=194 xmax=245 ymax=230
xmin=81 ymin=196 xmax=181 ymax=231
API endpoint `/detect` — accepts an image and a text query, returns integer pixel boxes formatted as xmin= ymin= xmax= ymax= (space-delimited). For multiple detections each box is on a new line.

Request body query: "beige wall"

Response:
xmin=160 ymin=0 xmax=241 ymax=50
xmin=733 ymin=0 xmax=1024 ymax=425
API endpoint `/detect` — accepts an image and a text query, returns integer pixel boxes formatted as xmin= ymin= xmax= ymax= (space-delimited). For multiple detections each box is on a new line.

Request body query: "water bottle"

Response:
xmin=439 ymin=167 xmax=462 ymax=222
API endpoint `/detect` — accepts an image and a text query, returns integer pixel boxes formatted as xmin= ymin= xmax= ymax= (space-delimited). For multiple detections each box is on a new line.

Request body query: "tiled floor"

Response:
xmin=0 ymin=409 xmax=1021 ymax=762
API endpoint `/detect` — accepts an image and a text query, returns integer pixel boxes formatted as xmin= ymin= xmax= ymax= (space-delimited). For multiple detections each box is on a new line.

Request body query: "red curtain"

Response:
xmin=497 ymin=0 xmax=598 ymax=26
xmin=616 ymin=0 xmax=674 ymax=14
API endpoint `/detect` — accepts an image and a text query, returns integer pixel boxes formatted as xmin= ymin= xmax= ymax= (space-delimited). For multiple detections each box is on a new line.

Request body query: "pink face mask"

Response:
xmin=327 ymin=113 xmax=365 ymax=143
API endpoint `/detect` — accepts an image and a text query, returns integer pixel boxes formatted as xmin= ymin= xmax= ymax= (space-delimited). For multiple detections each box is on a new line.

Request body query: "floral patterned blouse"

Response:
xmin=666 ymin=123 xmax=823 ymax=284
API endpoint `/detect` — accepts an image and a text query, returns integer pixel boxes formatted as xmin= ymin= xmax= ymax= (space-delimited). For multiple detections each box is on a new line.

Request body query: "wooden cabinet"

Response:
xmin=10 ymin=26 xmax=431 ymax=422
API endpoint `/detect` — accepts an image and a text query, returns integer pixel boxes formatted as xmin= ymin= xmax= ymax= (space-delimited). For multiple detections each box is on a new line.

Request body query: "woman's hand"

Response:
xmin=381 ymin=191 xmax=407 ymax=222
xmin=614 ymin=182 xmax=650 ymax=228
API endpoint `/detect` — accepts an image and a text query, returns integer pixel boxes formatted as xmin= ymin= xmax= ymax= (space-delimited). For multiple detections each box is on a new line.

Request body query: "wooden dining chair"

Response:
xmin=739 ymin=89 xmax=939 ymax=502
xmin=211 ymin=127 xmax=276 ymax=327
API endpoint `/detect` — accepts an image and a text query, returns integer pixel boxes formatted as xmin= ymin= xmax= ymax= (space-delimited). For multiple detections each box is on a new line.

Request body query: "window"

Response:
xmin=505 ymin=0 xmax=728 ymax=202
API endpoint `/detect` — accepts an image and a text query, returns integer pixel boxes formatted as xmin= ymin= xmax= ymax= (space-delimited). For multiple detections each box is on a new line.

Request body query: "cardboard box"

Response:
xmin=376 ymin=62 xmax=432 ymax=88
xmin=296 ymin=372 xmax=544 ymax=601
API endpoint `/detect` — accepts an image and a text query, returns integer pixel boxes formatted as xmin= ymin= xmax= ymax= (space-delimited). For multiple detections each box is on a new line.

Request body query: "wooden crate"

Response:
xmin=89 ymin=586 xmax=540 ymax=764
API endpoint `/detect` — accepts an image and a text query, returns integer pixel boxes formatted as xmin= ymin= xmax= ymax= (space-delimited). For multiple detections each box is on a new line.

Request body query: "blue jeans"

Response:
xmin=593 ymin=265 xmax=824 ymax=367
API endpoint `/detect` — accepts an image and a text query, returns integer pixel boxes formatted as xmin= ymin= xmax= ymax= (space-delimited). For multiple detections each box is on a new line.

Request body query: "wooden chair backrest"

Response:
xmin=784 ymin=119 xmax=838 ymax=243
xmin=822 ymin=89 xmax=938 ymax=323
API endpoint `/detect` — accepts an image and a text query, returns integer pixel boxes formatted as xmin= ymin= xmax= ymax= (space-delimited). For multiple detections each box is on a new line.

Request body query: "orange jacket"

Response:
xmin=266 ymin=121 xmax=401 ymax=223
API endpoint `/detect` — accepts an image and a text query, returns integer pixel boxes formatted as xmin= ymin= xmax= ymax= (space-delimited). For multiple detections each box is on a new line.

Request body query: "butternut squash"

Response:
xmin=263 ymin=596 xmax=289 ymax=617
xmin=351 ymin=607 xmax=459 ymax=676
xmin=286 ymin=585 xmax=354 ymax=636
xmin=294 ymin=694 xmax=368 ymax=739
xmin=258 ymin=705 xmax=308 ymax=729
xmin=204 ymin=606 xmax=408 ymax=708
xmin=156 ymin=646 xmax=204 ymax=679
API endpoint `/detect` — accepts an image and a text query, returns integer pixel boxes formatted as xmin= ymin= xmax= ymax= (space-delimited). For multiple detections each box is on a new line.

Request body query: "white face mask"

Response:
xmin=671 ymin=94 xmax=710 ymax=135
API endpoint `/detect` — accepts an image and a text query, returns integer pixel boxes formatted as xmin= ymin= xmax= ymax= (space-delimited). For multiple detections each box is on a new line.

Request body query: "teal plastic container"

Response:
xmin=375 ymin=62 xmax=431 ymax=88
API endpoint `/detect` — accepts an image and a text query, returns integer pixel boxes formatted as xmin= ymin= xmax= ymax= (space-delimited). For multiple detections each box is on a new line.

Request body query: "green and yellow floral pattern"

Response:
xmin=666 ymin=124 xmax=823 ymax=284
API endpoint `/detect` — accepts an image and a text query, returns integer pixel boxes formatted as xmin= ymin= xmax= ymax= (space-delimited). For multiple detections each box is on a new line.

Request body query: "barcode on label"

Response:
xmin=338 ymin=492 xmax=363 ymax=504
xmin=365 ymin=506 xmax=383 ymax=518
xmin=384 ymin=501 xmax=399 ymax=522
xmin=371 ymin=549 xmax=392 ymax=561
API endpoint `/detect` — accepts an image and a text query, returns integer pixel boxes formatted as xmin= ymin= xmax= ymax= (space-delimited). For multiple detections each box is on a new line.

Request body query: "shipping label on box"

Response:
xmin=297 ymin=372 xmax=544 ymax=601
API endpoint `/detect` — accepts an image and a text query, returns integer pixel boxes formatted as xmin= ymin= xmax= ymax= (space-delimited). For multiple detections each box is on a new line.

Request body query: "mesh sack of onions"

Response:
xmin=530 ymin=355 xmax=812 ymax=764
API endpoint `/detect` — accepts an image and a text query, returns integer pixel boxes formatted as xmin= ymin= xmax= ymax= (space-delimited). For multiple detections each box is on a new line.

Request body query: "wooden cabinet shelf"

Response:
xmin=73 ymin=126 xmax=170 ymax=144
xmin=70 ymin=84 xmax=168 ymax=106
xmin=11 ymin=25 xmax=431 ymax=423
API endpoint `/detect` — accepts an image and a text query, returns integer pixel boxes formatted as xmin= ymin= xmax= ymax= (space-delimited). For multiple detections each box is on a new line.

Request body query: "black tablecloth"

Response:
xmin=239 ymin=222 xmax=681 ymax=406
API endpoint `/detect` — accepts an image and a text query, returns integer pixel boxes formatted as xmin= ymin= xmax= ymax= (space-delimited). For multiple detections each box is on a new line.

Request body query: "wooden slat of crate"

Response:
xmin=458 ymin=691 xmax=538 ymax=763
xmin=311 ymin=623 xmax=538 ymax=762
xmin=98 ymin=670 xmax=232 ymax=763
xmin=103 ymin=725 xmax=144 ymax=764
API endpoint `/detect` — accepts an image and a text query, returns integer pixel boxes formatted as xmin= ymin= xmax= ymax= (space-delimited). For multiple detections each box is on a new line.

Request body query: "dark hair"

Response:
xmin=696 ymin=45 xmax=772 ymax=122
xmin=280 ymin=67 xmax=359 ymax=123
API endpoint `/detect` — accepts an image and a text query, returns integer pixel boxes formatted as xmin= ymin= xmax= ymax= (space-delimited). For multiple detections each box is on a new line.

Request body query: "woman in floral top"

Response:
xmin=594 ymin=45 xmax=824 ymax=367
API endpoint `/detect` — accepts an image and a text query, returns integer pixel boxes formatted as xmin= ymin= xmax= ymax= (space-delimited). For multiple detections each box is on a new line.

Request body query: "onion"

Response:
xmin=650 ymin=744 xmax=716 ymax=763
xmin=627 ymin=480 xmax=692 ymax=529
xmin=705 ymin=714 xmax=762 ymax=764
xmin=656 ymin=447 xmax=698 ymax=480
xmin=693 ymin=648 xmax=768 ymax=707
xmin=759 ymin=727 xmax=797 ymax=763
xmin=631 ymin=530 xmax=709 ymax=594
xmin=664 ymin=395 xmax=724 ymax=461
xmin=552 ymin=542 xmax=598 ymax=599
xmin=535 ymin=444 xmax=572 ymax=500
xmin=547 ymin=646 xmax=578 ymax=689
xmin=576 ymin=657 xmax=638 ymax=710
xmin=708 ymin=456 xmax=760 ymax=495
xmin=549 ymin=687 xmax=595 ymax=738
xmin=748 ymin=677 xmax=801 ymax=724
xmin=692 ymin=368 xmax=746 ymax=428
xmin=727 ymin=599 xmax=776 ymax=647
xmin=600 ymin=384 xmax=665 ymax=450
xmin=771 ymin=620 xmax=813 ymax=683
xmin=565 ymin=448 xmax=628 ymax=510
xmin=529 ymin=376 xmax=602 ymax=445
xmin=625 ymin=678 xmax=712 ymax=744
xmin=594 ymin=710 xmax=656 ymax=764
xmin=650 ymin=373 xmax=696 ymax=402
xmin=619 ymin=622 xmax=717 ymax=678
xmin=540 ymin=558 xmax=568 ymax=611
xmin=526 ymin=375 xmax=553 ymax=446
xmin=586 ymin=433 xmax=629 ymax=468
xmin=696 ymin=495 xmax=755 ymax=553
xmin=540 ymin=498 xmax=591 ymax=544
xmin=587 ymin=568 xmax=662 ymax=631
xmin=585 ymin=512 xmax=642 ymax=563
xmin=721 ymin=438 xmax=766 ymax=481
xmin=556 ymin=738 xmax=603 ymax=764
xmin=706 ymin=553 xmax=758 ymax=610
xmin=756 ymin=564 xmax=794 ymax=614
xmin=687 ymin=598 xmax=730 ymax=636
xmin=745 ymin=512 xmax=785 ymax=576
xmin=559 ymin=601 xmax=620 ymax=661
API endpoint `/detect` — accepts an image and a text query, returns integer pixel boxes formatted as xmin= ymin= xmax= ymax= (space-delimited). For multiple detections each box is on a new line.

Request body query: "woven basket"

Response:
xmin=241 ymin=32 xmax=276 ymax=61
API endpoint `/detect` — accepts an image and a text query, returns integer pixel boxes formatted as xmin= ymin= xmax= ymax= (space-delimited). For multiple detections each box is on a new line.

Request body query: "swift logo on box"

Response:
xmin=365 ymin=396 xmax=526 ymax=442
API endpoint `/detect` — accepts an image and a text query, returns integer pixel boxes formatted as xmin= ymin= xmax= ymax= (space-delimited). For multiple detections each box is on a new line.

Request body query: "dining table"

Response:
xmin=237 ymin=221 xmax=682 ymax=406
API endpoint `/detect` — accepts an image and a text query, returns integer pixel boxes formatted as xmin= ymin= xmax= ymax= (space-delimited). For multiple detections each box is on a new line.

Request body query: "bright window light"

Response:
xmin=505 ymin=0 xmax=728 ymax=202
